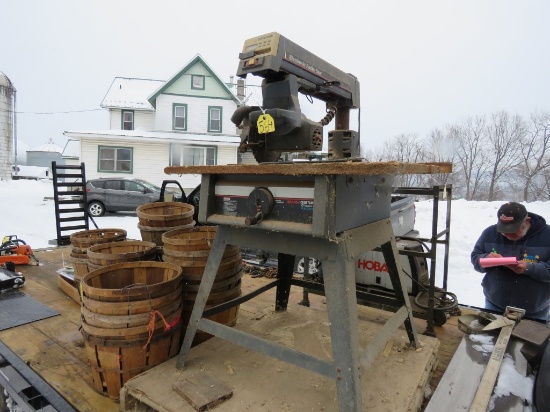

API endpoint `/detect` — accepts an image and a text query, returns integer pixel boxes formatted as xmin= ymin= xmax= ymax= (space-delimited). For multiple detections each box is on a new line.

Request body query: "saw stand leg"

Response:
xmin=176 ymin=220 xmax=419 ymax=412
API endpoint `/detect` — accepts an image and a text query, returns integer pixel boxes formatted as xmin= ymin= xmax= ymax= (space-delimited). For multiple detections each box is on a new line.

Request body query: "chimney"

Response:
xmin=237 ymin=79 xmax=245 ymax=103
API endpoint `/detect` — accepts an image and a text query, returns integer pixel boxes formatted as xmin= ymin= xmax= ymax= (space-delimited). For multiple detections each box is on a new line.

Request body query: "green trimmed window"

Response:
xmin=121 ymin=110 xmax=134 ymax=130
xmin=208 ymin=106 xmax=222 ymax=132
xmin=170 ymin=144 xmax=216 ymax=166
xmin=191 ymin=75 xmax=205 ymax=90
xmin=98 ymin=146 xmax=133 ymax=173
xmin=173 ymin=104 xmax=187 ymax=130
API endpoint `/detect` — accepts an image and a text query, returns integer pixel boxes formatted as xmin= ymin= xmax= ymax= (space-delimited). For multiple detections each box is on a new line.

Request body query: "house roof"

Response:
xmin=62 ymin=139 xmax=80 ymax=158
xmin=101 ymin=77 xmax=164 ymax=110
xmin=64 ymin=129 xmax=240 ymax=146
xmin=28 ymin=139 xmax=63 ymax=153
xmin=147 ymin=54 xmax=240 ymax=108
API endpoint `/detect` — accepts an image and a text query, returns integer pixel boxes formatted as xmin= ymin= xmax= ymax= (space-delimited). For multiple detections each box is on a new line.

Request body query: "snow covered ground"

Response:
xmin=2 ymin=178 xmax=549 ymax=310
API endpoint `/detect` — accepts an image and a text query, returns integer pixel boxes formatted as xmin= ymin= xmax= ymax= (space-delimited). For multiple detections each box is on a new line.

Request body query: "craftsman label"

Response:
xmin=213 ymin=195 xmax=314 ymax=224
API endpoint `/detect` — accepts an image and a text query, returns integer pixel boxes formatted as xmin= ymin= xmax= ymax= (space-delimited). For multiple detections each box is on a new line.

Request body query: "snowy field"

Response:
xmin=1 ymin=178 xmax=549 ymax=310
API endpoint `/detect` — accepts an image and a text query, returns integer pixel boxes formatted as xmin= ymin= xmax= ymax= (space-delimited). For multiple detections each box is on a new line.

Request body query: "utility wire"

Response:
xmin=0 ymin=108 xmax=103 ymax=115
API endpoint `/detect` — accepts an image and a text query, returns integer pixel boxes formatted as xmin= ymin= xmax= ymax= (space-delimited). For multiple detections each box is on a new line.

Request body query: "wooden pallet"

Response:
xmin=121 ymin=293 xmax=440 ymax=412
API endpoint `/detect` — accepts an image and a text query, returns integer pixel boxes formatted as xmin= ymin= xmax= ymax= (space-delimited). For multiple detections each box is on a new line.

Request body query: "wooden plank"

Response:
xmin=425 ymin=337 xmax=487 ymax=412
xmin=165 ymin=161 xmax=453 ymax=176
xmin=0 ymin=323 xmax=117 ymax=411
xmin=425 ymin=331 xmax=528 ymax=412
xmin=172 ymin=372 xmax=233 ymax=411
xmin=470 ymin=325 xmax=514 ymax=412
xmin=121 ymin=296 xmax=440 ymax=412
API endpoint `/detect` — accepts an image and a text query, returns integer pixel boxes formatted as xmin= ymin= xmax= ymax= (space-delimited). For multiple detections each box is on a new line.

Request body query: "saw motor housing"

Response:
xmin=234 ymin=32 xmax=360 ymax=162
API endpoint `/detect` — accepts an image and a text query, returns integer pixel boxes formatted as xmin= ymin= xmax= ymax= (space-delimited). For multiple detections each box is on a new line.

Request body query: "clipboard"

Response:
xmin=479 ymin=257 xmax=519 ymax=268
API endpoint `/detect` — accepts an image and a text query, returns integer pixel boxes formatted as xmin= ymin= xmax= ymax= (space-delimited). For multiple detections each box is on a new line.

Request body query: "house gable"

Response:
xmin=147 ymin=55 xmax=239 ymax=108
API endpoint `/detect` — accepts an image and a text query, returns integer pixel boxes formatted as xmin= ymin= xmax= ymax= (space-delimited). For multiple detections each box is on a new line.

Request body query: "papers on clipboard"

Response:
xmin=479 ymin=257 xmax=519 ymax=268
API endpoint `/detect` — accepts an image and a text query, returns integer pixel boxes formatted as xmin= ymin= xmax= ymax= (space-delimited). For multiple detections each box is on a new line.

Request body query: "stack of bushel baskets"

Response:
xmin=136 ymin=202 xmax=195 ymax=247
xmin=162 ymin=226 xmax=243 ymax=345
xmin=80 ymin=261 xmax=183 ymax=400
xmin=69 ymin=228 xmax=127 ymax=290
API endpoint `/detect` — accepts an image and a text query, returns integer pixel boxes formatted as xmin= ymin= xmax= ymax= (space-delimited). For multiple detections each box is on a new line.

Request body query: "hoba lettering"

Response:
xmin=357 ymin=259 xmax=388 ymax=272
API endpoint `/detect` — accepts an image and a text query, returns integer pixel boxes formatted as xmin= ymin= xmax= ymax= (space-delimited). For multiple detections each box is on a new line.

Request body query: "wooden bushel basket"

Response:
xmin=138 ymin=221 xmax=196 ymax=247
xmin=136 ymin=202 xmax=194 ymax=228
xmin=80 ymin=260 xmax=184 ymax=399
xmin=80 ymin=261 xmax=182 ymax=302
xmin=87 ymin=240 xmax=158 ymax=267
xmin=182 ymin=281 xmax=242 ymax=346
xmin=70 ymin=228 xmax=127 ymax=253
xmin=161 ymin=226 xmax=217 ymax=252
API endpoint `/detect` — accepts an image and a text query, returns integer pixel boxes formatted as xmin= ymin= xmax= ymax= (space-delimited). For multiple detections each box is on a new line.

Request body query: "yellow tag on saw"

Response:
xmin=257 ymin=114 xmax=275 ymax=134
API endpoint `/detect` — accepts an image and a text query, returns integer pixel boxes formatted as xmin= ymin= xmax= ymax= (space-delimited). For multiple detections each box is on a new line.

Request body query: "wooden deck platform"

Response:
xmin=0 ymin=246 xmax=470 ymax=411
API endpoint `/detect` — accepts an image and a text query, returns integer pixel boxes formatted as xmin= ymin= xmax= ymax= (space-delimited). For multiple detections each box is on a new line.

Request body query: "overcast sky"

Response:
xmin=3 ymin=0 xmax=550 ymax=153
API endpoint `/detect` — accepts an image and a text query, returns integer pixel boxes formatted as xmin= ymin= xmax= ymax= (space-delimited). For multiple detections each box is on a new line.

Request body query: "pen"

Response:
xmin=492 ymin=248 xmax=497 ymax=253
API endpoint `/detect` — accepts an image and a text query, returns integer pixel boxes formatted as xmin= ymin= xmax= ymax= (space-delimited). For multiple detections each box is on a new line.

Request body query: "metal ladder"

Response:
xmin=51 ymin=162 xmax=95 ymax=246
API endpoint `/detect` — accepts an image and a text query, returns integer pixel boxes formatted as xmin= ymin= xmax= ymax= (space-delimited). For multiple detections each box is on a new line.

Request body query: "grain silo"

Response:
xmin=27 ymin=139 xmax=64 ymax=168
xmin=0 ymin=72 xmax=16 ymax=181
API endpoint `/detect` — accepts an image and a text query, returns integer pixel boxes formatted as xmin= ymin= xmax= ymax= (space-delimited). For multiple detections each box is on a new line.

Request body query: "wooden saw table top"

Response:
xmin=165 ymin=161 xmax=453 ymax=176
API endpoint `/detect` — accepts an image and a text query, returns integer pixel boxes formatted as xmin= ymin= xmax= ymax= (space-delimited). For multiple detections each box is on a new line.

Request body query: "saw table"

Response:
xmin=166 ymin=161 xmax=452 ymax=412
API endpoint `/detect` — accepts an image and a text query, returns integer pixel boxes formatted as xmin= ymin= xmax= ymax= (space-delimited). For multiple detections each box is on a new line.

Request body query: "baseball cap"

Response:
xmin=496 ymin=202 xmax=527 ymax=233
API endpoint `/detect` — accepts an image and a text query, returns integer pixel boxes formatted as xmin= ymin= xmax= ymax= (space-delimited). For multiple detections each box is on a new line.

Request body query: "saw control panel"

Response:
xmin=199 ymin=172 xmax=394 ymax=239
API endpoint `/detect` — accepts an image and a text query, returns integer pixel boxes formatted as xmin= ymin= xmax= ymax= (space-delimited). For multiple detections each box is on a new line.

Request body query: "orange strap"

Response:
xmin=143 ymin=310 xmax=181 ymax=349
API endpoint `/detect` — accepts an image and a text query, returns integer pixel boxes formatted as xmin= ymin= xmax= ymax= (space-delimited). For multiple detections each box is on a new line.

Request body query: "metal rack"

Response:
xmin=393 ymin=184 xmax=452 ymax=336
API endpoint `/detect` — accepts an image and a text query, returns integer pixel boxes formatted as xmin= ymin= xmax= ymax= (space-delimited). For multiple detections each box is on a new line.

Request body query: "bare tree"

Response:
xmin=450 ymin=116 xmax=491 ymax=200
xmin=486 ymin=111 xmax=526 ymax=201
xmin=515 ymin=110 xmax=550 ymax=201
xmin=424 ymin=127 xmax=458 ymax=189
xmin=380 ymin=133 xmax=428 ymax=187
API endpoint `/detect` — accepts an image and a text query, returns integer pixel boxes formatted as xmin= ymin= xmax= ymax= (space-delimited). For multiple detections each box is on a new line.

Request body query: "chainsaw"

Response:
xmin=0 ymin=235 xmax=39 ymax=266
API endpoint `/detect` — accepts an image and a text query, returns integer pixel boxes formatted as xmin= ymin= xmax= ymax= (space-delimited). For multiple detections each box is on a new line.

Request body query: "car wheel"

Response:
xmin=88 ymin=201 xmax=106 ymax=217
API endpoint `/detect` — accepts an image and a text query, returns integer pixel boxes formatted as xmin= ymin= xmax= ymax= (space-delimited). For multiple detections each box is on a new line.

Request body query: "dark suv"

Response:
xmin=85 ymin=178 xmax=184 ymax=217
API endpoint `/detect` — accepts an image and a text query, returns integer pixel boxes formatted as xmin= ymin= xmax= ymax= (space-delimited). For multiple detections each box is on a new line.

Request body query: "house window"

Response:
xmin=173 ymin=104 xmax=187 ymax=130
xmin=98 ymin=146 xmax=133 ymax=173
xmin=208 ymin=106 xmax=222 ymax=132
xmin=191 ymin=75 xmax=205 ymax=90
xmin=121 ymin=110 xmax=134 ymax=130
xmin=170 ymin=144 xmax=216 ymax=166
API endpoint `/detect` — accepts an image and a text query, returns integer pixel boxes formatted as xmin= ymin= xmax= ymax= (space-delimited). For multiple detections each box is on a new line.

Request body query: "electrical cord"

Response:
xmin=395 ymin=236 xmax=458 ymax=311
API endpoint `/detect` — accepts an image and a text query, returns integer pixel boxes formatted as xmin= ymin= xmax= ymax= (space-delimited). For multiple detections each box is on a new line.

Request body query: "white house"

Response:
xmin=64 ymin=55 xmax=242 ymax=191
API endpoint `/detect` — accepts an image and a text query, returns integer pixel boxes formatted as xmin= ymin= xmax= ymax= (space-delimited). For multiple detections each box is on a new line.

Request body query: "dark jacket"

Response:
xmin=471 ymin=212 xmax=550 ymax=316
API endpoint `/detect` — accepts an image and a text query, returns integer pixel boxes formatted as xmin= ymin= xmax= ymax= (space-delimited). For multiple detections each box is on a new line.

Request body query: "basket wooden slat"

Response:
xmin=81 ymin=287 xmax=182 ymax=316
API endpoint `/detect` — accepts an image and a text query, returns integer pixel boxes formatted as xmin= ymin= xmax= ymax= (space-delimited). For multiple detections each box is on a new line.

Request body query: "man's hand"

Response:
xmin=487 ymin=252 xmax=502 ymax=258
xmin=505 ymin=260 xmax=526 ymax=274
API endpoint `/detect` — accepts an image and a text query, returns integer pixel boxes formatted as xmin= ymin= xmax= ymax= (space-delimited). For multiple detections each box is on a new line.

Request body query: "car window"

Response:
xmin=90 ymin=180 xmax=105 ymax=189
xmin=136 ymin=180 xmax=160 ymax=192
xmin=124 ymin=181 xmax=144 ymax=192
xmin=104 ymin=180 xmax=123 ymax=190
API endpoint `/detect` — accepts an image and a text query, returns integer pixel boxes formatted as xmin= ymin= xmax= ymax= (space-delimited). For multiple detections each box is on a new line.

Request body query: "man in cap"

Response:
xmin=471 ymin=202 xmax=550 ymax=321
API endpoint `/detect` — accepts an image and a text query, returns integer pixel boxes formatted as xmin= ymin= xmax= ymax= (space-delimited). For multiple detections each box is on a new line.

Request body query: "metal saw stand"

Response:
xmin=176 ymin=218 xmax=419 ymax=411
